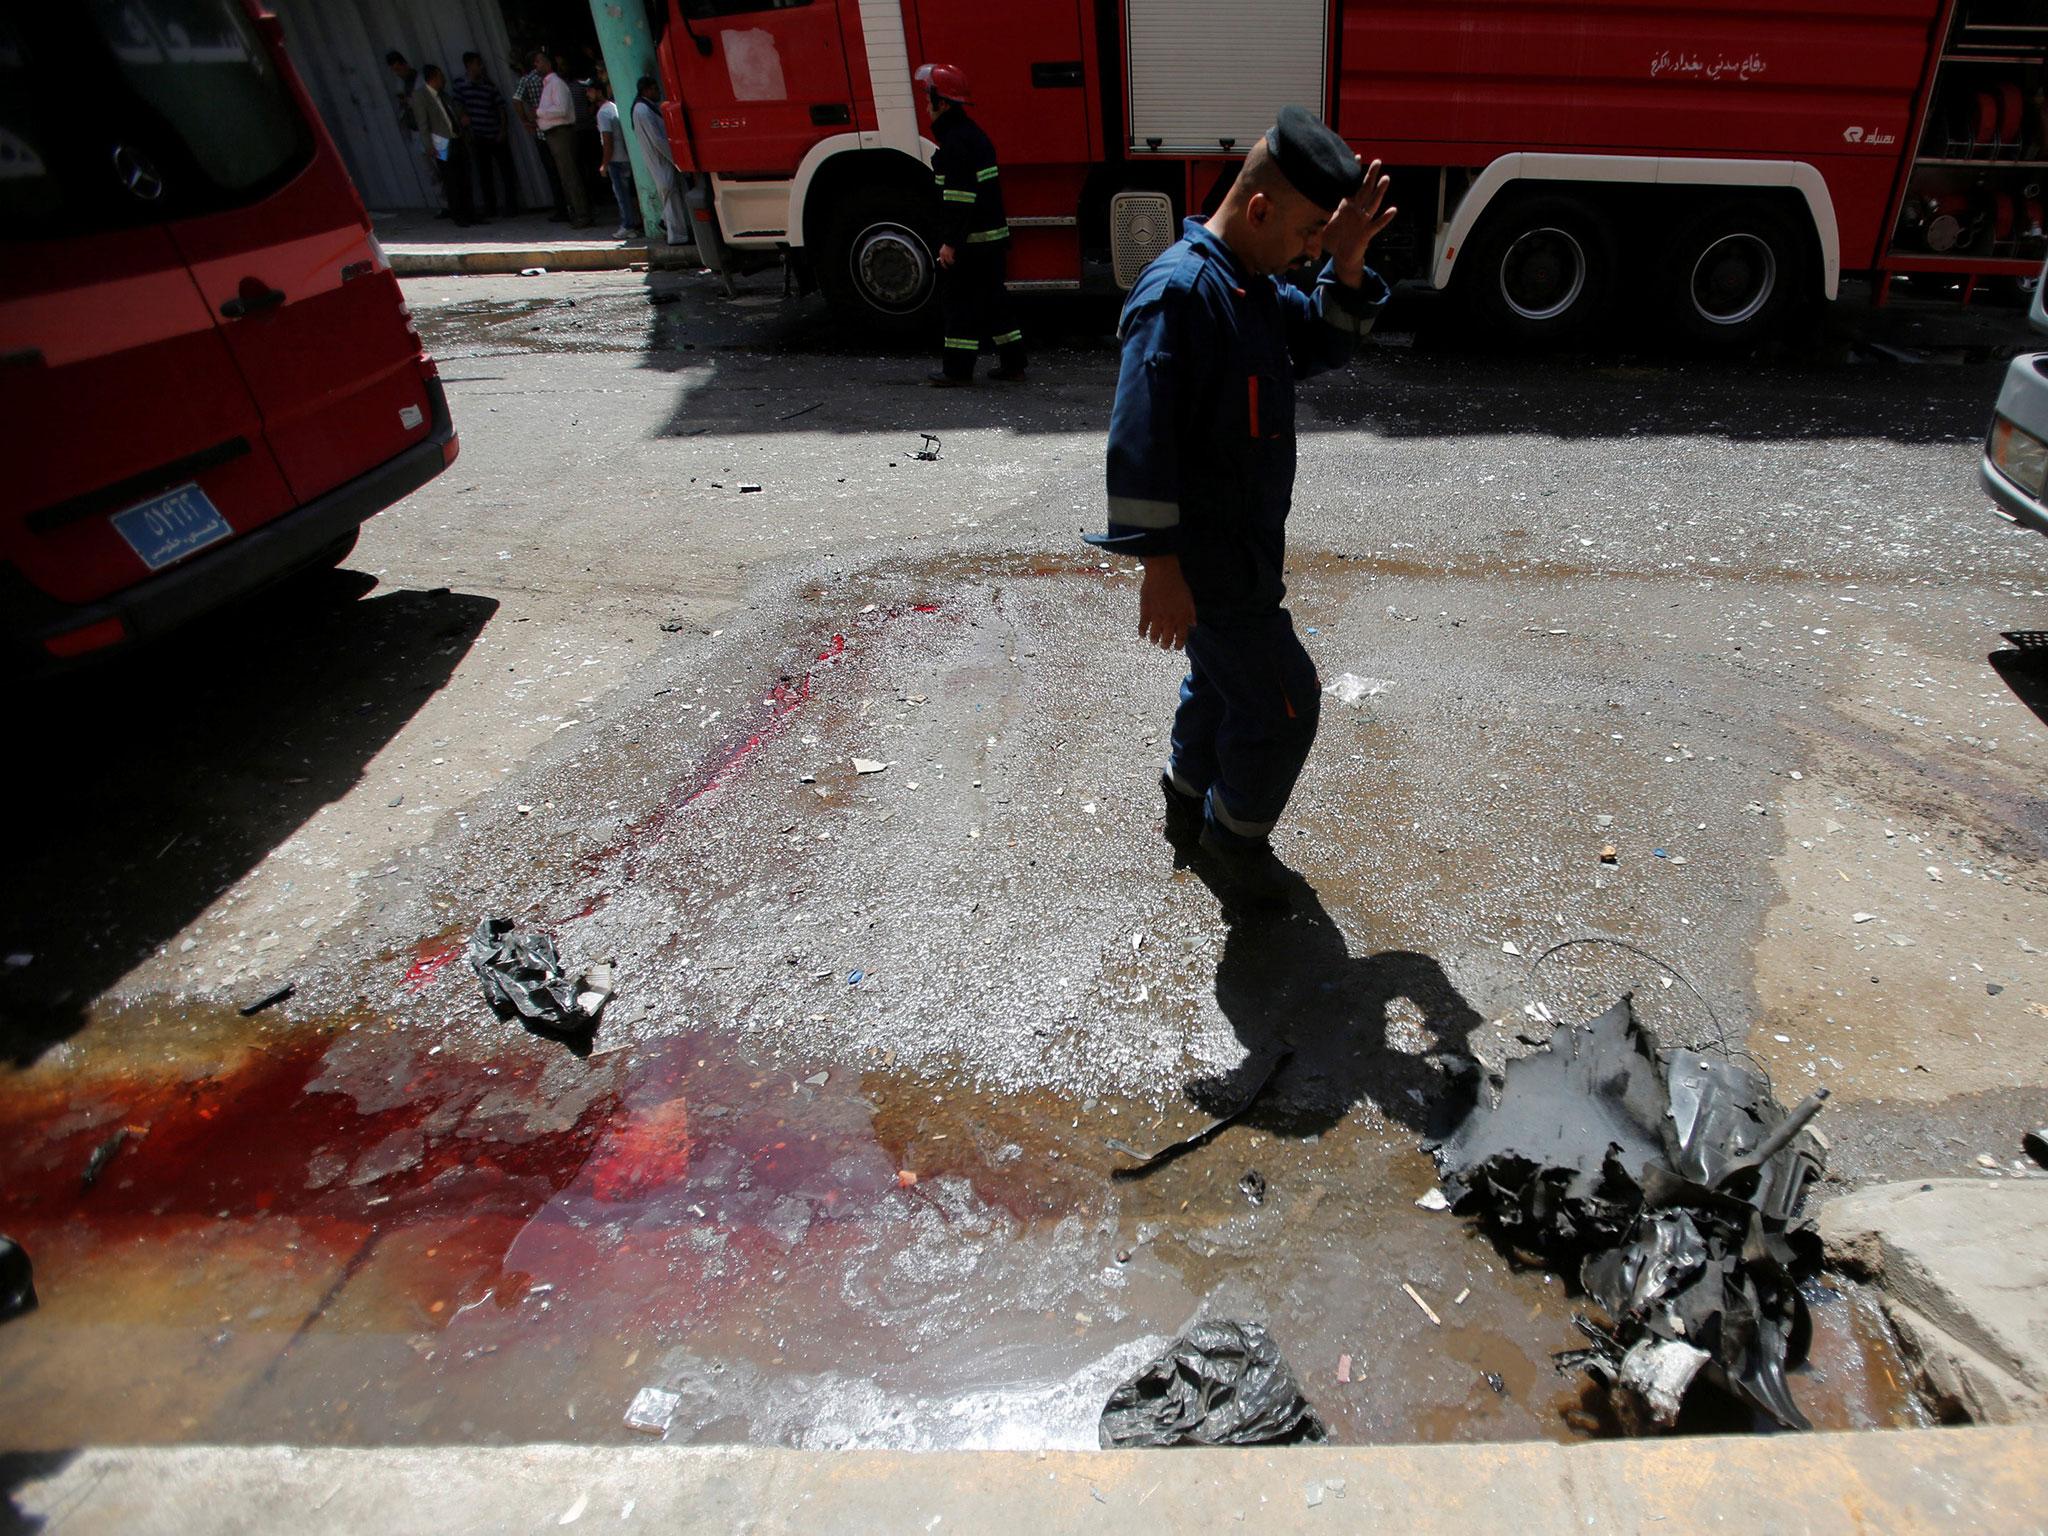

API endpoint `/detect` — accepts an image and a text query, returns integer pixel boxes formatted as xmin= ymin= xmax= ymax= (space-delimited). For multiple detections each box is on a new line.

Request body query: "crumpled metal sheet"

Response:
xmin=1099 ymin=1320 xmax=1327 ymax=1448
xmin=1432 ymin=998 xmax=1669 ymax=1260
xmin=466 ymin=917 xmax=609 ymax=1031
xmin=1432 ymin=995 xmax=1825 ymax=1430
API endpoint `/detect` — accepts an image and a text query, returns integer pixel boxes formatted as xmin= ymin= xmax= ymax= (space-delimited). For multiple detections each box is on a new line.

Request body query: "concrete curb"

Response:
xmin=385 ymin=244 xmax=703 ymax=277
xmin=7 ymin=1429 xmax=2046 ymax=1535
xmin=1820 ymin=1179 xmax=2048 ymax=1424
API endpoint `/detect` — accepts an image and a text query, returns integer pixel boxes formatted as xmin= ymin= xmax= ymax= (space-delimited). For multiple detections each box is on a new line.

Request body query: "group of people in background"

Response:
xmin=386 ymin=45 xmax=690 ymax=246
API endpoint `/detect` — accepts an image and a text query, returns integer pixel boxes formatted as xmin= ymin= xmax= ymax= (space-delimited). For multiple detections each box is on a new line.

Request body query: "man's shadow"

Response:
xmin=1185 ymin=862 xmax=1484 ymax=1143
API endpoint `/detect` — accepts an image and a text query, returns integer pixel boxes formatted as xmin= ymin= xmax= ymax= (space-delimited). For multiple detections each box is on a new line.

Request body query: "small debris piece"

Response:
xmin=1099 ymin=1319 xmax=1326 ymax=1448
xmin=738 ymin=483 xmax=762 ymax=493
xmin=519 ymin=266 xmax=548 ymax=276
xmin=1322 ymin=673 xmax=1392 ymax=706
xmin=1239 ymin=1170 xmax=1268 ymax=1206
xmin=805 ymin=1071 xmax=830 ymax=1086
xmin=575 ymin=962 xmax=615 ymax=1019
xmin=848 ymin=970 xmax=865 ymax=985
xmin=238 ymin=983 xmax=294 ymax=1018
xmin=1401 ymin=1282 xmax=1442 ymax=1327
xmin=1454 ymin=1288 xmax=1470 ymax=1305
xmin=1600 ymin=845 xmax=1618 ymax=864
xmin=853 ymin=758 xmax=888 ymax=775
xmin=1976 ymin=1153 xmax=2001 ymax=1169
xmin=1305 ymin=1485 xmax=1324 ymax=1508
xmin=557 ymin=1491 xmax=587 ymax=1525
xmin=0 ymin=1236 xmax=35 ymax=1324
xmin=1852 ymin=912 xmax=1877 ymax=924
xmin=1617 ymin=1337 xmax=1711 ymax=1428
xmin=897 ymin=1169 xmax=918 ymax=1187
xmin=912 ymin=434 xmax=942 ymax=462
xmin=467 ymin=917 xmax=610 ymax=1033
xmin=1502 ymin=941 xmax=1523 ymax=957
xmin=1415 ymin=1188 xmax=1451 ymax=1212
xmin=1108 ymin=1051 xmax=1292 ymax=1174
xmin=623 ymin=1386 xmax=681 ymax=1435
xmin=1336 ymin=1353 xmax=1351 ymax=1383
xmin=1482 ymin=1371 xmax=1506 ymax=1394
xmin=81 ymin=1129 xmax=128 ymax=1191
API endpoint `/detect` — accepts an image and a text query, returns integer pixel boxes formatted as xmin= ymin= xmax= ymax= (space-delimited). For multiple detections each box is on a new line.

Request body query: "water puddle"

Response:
xmin=0 ymin=999 xmax=1922 ymax=1449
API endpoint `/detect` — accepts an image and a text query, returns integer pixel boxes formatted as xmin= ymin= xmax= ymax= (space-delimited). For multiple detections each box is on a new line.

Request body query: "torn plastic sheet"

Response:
xmin=1099 ymin=1320 xmax=1327 ymax=1448
xmin=467 ymin=918 xmax=613 ymax=1033
xmin=1432 ymin=996 xmax=1826 ymax=1430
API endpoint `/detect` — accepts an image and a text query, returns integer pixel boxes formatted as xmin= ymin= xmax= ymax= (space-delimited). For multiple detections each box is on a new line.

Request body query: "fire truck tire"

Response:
xmin=1659 ymin=200 xmax=1801 ymax=351
xmin=818 ymin=185 xmax=942 ymax=341
xmin=1458 ymin=193 xmax=1613 ymax=346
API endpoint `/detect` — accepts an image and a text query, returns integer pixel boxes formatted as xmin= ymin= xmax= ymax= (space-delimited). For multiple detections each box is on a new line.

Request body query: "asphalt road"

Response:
xmin=2 ymin=266 xmax=2045 ymax=1452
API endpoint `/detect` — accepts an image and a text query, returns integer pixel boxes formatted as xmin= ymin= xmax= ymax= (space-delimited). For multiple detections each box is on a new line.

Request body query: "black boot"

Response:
xmin=1160 ymin=774 xmax=1204 ymax=847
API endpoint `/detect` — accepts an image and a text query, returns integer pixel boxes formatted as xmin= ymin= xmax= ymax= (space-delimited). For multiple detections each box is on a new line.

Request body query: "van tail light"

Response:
xmin=442 ymin=436 xmax=462 ymax=467
xmin=44 ymin=616 xmax=127 ymax=659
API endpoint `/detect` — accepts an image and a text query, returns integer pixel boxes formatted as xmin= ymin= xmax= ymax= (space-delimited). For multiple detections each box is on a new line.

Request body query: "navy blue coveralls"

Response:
xmin=1088 ymin=218 xmax=1388 ymax=848
xmin=930 ymin=107 xmax=1024 ymax=379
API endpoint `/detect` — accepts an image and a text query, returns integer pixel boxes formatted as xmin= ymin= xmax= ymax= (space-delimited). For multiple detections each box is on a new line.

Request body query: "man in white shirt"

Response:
xmin=532 ymin=48 xmax=590 ymax=228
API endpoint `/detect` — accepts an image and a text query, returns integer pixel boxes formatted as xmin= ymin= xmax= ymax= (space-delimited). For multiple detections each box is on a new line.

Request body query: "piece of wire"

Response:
xmin=1525 ymin=934 xmax=1764 ymax=1074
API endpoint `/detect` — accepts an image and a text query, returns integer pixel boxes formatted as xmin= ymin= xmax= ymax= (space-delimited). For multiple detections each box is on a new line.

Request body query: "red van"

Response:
xmin=1 ymin=1 xmax=456 ymax=673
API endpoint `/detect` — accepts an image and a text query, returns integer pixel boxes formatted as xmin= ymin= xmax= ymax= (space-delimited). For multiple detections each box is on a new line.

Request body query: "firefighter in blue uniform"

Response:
xmin=916 ymin=62 xmax=1026 ymax=386
xmin=1087 ymin=107 xmax=1396 ymax=896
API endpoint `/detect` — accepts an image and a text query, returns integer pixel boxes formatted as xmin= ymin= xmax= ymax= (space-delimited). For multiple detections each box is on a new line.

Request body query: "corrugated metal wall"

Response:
xmin=273 ymin=0 xmax=550 ymax=212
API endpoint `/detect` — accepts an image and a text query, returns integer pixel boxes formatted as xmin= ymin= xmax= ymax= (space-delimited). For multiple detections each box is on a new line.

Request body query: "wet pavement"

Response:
xmin=5 ymin=267 xmax=2045 ymax=1454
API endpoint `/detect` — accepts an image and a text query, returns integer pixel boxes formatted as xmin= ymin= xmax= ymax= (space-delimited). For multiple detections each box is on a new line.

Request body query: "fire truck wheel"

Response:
xmin=819 ymin=186 xmax=941 ymax=340
xmin=1660 ymin=201 xmax=1801 ymax=350
xmin=1460 ymin=194 xmax=1613 ymax=345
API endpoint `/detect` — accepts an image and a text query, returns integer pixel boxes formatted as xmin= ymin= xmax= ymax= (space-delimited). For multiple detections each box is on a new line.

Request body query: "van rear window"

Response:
xmin=0 ymin=1 xmax=313 ymax=239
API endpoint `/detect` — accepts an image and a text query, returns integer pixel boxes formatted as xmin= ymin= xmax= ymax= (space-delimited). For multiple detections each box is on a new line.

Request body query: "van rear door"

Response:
xmin=96 ymin=0 xmax=435 ymax=505
xmin=0 ymin=10 xmax=297 ymax=612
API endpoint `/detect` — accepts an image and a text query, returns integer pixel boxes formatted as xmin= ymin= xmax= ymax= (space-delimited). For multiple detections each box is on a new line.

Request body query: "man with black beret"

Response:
xmin=1087 ymin=106 xmax=1396 ymax=898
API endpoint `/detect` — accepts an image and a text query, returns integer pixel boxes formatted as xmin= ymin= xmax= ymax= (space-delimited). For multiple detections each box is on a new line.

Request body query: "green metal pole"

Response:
xmin=588 ymin=0 xmax=667 ymax=243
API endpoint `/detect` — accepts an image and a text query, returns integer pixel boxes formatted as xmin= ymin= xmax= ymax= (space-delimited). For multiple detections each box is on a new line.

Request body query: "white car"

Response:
xmin=1981 ymin=268 xmax=2048 ymax=538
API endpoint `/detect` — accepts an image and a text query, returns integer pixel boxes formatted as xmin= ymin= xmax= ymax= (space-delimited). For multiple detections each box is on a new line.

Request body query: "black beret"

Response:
xmin=1264 ymin=105 xmax=1364 ymax=211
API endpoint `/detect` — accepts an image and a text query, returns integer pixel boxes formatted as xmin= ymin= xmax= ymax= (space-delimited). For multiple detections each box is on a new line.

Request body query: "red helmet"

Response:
xmin=914 ymin=62 xmax=971 ymax=104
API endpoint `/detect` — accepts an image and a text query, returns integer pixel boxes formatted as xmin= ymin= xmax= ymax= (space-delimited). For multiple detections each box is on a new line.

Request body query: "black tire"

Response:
xmin=1658 ymin=199 xmax=1804 ymax=352
xmin=1457 ymin=193 xmax=1614 ymax=346
xmin=817 ymin=182 xmax=942 ymax=343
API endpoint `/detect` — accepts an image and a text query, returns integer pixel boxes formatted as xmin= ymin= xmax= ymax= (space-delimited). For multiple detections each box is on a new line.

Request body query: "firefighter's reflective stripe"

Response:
xmin=966 ymin=227 xmax=1008 ymax=243
xmin=1207 ymin=787 xmax=1278 ymax=838
xmin=993 ymin=328 xmax=1023 ymax=345
xmin=942 ymin=189 xmax=976 ymax=204
xmin=976 ymin=165 xmax=999 ymax=181
xmin=943 ymin=336 xmax=979 ymax=350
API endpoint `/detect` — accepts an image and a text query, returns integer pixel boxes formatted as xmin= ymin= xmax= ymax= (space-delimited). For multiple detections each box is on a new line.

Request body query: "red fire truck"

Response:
xmin=653 ymin=0 xmax=2047 ymax=347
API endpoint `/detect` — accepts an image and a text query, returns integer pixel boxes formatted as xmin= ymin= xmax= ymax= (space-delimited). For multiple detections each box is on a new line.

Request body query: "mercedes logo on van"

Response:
xmin=112 ymin=145 xmax=164 ymax=201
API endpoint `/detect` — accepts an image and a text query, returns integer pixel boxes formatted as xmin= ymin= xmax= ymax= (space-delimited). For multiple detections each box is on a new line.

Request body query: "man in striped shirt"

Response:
xmin=451 ymin=52 xmax=514 ymax=221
